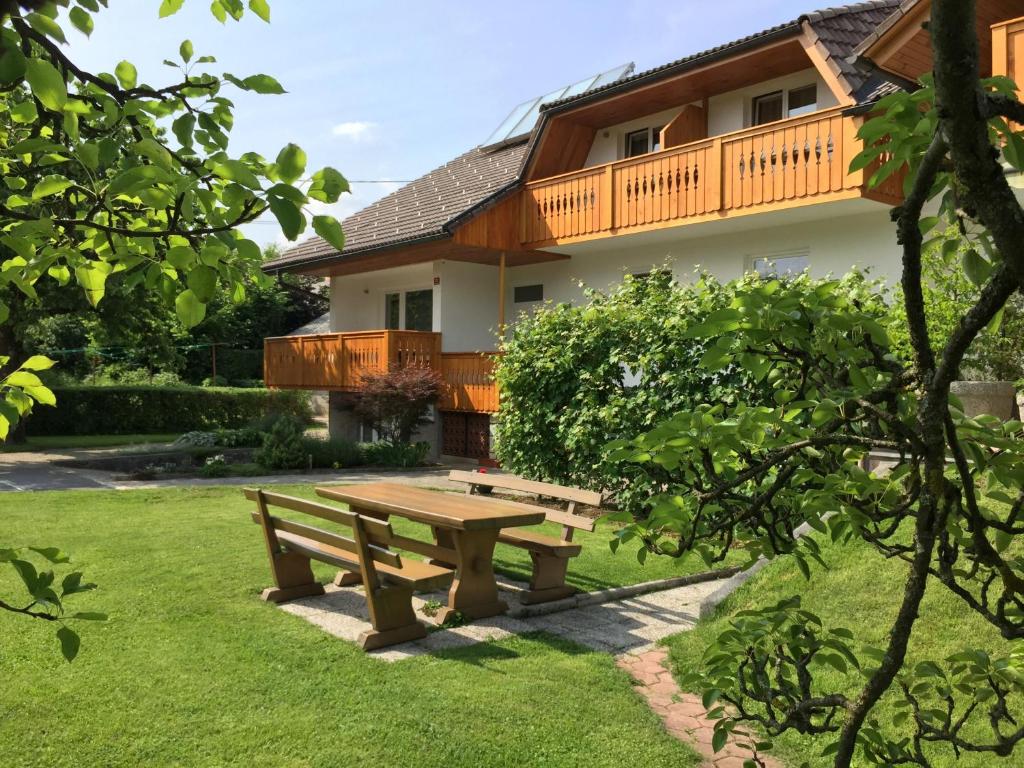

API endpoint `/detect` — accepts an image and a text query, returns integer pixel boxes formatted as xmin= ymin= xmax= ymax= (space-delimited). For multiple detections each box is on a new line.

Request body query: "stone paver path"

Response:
xmin=618 ymin=648 xmax=781 ymax=768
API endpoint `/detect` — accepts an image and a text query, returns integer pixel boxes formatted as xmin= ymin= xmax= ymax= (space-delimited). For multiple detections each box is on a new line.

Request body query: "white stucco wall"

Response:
xmin=329 ymin=261 xmax=435 ymax=331
xmin=435 ymin=260 xmax=501 ymax=352
xmin=708 ymin=68 xmax=837 ymax=136
xmin=584 ymin=106 xmax=688 ymax=167
xmin=496 ymin=208 xmax=901 ymax=333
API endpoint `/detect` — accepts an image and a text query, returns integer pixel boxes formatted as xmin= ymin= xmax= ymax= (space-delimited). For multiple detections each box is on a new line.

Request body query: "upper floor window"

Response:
xmin=751 ymin=85 xmax=817 ymax=126
xmin=624 ymin=125 xmax=665 ymax=158
xmin=384 ymin=288 xmax=433 ymax=332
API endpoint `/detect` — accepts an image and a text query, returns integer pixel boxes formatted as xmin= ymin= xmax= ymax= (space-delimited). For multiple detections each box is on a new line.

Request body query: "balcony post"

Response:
xmin=707 ymin=138 xmax=723 ymax=212
xmin=600 ymin=165 xmax=614 ymax=230
xmin=497 ymin=250 xmax=506 ymax=341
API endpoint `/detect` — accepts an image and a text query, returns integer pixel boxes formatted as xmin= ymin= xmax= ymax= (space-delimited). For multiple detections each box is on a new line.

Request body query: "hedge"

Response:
xmin=27 ymin=386 xmax=311 ymax=436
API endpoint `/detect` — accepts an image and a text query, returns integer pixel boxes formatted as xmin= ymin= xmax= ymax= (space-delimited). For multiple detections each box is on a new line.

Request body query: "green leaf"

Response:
xmin=0 ymin=38 xmax=27 ymax=83
xmin=159 ymin=0 xmax=185 ymax=17
xmin=961 ymin=248 xmax=992 ymax=287
xmin=711 ymin=728 xmax=728 ymax=754
xmin=69 ymin=7 xmax=94 ymax=36
xmin=26 ymin=12 xmax=66 ymax=43
xmin=212 ymin=159 xmax=262 ymax=190
xmin=248 ymin=0 xmax=271 ymax=21
xmin=308 ymin=167 xmax=349 ymax=203
xmin=175 ymin=289 xmax=207 ymax=328
xmin=57 ymin=626 xmax=80 ymax=662
xmin=269 ymin=196 xmax=304 ymax=240
xmin=165 ymin=246 xmax=196 ymax=270
xmin=312 ymin=215 xmax=345 ymax=251
xmin=115 ymin=60 xmax=138 ymax=89
xmin=24 ymin=59 xmax=67 ymax=111
xmin=31 ymin=175 xmax=73 ymax=199
xmin=187 ymin=265 xmax=218 ymax=302
xmin=74 ymin=264 xmax=110 ymax=307
xmin=179 ymin=39 xmax=193 ymax=63
xmin=275 ymin=143 xmax=306 ymax=184
xmin=135 ymin=138 xmax=173 ymax=171
xmin=242 ymin=73 xmax=285 ymax=94
xmin=172 ymin=114 xmax=196 ymax=148
xmin=21 ymin=355 xmax=55 ymax=371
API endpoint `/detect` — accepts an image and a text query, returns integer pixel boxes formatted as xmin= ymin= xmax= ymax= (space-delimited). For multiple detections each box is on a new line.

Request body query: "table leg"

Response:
xmin=436 ymin=528 xmax=506 ymax=623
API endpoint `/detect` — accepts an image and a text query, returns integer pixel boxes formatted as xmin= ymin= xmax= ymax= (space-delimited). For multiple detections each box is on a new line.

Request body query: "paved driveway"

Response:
xmin=0 ymin=447 xmax=459 ymax=492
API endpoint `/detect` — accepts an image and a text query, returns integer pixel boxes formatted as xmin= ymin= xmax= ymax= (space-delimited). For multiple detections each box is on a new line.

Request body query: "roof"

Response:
xmin=288 ymin=313 xmax=330 ymax=336
xmin=263 ymin=140 xmax=528 ymax=272
xmin=852 ymin=0 xmax=922 ymax=58
xmin=539 ymin=1 xmax=902 ymax=114
xmin=268 ymin=1 xmax=906 ymax=275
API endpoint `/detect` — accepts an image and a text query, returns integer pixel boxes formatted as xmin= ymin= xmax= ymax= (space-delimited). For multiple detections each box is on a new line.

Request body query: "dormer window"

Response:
xmin=624 ymin=125 xmax=665 ymax=158
xmin=752 ymin=85 xmax=817 ymax=126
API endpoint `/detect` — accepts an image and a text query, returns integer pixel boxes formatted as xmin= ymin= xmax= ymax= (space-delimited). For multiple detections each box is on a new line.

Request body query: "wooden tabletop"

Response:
xmin=316 ymin=482 xmax=547 ymax=531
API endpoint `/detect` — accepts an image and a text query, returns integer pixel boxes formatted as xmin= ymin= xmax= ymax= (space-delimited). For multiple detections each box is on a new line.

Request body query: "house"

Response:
xmin=261 ymin=0 xmax=1024 ymax=461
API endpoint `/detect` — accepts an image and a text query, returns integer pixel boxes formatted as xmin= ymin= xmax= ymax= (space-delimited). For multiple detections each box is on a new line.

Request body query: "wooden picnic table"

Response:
xmin=316 ymin=482 xmax=546 ymax=623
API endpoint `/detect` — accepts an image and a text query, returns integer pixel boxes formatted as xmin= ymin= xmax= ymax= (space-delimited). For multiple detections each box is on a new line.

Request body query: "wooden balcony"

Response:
xmin=993 ymin=16 xmax=1024 ymax=96
xmin=263 ymin=331 xmax=499 ymax=414
xmin=520 ymin=107 xmax=904 ymax=247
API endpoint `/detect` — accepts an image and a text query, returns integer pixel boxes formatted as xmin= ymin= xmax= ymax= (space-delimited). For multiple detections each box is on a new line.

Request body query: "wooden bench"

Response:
xmin=447 ymin=470 xmax=602 ymax=604
xmin=244 ymin=488 xmax=454 ymax=650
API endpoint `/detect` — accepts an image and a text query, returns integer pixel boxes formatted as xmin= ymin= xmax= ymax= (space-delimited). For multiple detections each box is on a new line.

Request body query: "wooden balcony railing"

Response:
xmin=521 ymin=107 xmax=900 ymax=246
xmin=993 ymin=16 xmax=1024 ymax=98
xmin=264 ymin=330 xmax=442 ymax=391
xmin=439 ymin=352 xmax=500 ymax=413
xmin=264 ymin=331 xmax=501 ymax=414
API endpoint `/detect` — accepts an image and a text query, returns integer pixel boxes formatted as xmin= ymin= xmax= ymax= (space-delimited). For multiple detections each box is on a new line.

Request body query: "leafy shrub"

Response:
xmin=495 ymin=269 xmax=884 ymax=514
xmin=198 ymin=455 xmax=230 ymax=478
xmin=254 ymin=415 xmax=307 ymax=470
xmin=173 ymin=431 xmax=217 ymax=448
xmin=27 ymin=386 xmax=310 ymax=436
xmin=213 ymin=427 xmax=264 ymax=447
xmin=361 ymin=440 xmax=430 ymax=468
xmin=202 ymin=375 xmax=230 ymax=387
xmin=354 ymin=366 xmax=443 ymax=443
xmin=301 ymin=437 xmax=364 ymax=469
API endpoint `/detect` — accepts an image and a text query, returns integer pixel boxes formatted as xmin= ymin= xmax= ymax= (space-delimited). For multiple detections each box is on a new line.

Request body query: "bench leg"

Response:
xmin=520 ymin=553 xmax=577 ymax=605
xmin=333 ymin=570 xmax=363 ymax=587
xmin=359 ymin=584 xmax=427 ymax=650
xmin=261 ymin=551 xmax=325 ymax=603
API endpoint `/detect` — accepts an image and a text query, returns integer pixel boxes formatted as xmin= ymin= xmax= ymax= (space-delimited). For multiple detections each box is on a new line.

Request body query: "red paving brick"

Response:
xmin=617 ymin=648 xmax=783 ymax=768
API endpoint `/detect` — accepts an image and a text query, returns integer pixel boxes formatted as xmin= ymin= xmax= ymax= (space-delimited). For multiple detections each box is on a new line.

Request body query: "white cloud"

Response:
xmin=331 ymin=121 xmax=377 ymax=141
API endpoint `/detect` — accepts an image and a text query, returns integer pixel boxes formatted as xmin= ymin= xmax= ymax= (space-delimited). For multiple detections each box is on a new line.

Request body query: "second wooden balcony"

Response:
xmin=264 ymin=331 xmax=499 ymax=414
xmin=519 ymin=107 xmax=905 ymax=248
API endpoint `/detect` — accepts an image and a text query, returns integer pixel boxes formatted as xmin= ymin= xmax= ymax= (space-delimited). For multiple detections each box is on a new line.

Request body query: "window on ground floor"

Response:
xmin=383 ymin=288 xmax=433 ymax=331
xmin=749 ymin=251 xmax=810 ymax=278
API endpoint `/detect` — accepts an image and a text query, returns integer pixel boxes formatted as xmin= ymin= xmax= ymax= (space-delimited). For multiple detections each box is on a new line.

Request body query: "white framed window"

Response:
xmin=383 ymin=288 xmax=433 ymax=331
xmin=624 ymin=125 xmax=665 ymax=158
xmin=751 ymin=84 xmax=818 ymax=126
xmin=748 ymin=250 xmax=809 ymax=278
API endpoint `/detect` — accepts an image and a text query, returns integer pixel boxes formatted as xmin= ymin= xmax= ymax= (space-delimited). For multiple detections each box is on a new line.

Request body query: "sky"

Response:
xmin=64 ymin=0 xmax=820 ymax=249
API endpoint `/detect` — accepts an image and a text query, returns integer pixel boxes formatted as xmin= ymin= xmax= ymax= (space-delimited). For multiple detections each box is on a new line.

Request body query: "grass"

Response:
xmin=2 ymin=433 xmax=180 ymax=452
xmin=0 ymin=485 xmax=710 ymax=768
xmin=663 ymin=533 xmax=1018 ymax=768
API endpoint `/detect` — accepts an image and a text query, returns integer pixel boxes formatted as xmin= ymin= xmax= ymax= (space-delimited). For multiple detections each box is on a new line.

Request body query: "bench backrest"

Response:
xmin=245 ymin=488 xmax=398 ymax=587
xmin=447 ymin=470 xmax=600 ymax=541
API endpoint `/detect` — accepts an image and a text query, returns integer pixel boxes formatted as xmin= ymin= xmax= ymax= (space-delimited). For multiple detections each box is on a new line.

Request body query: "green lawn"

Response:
xmin=0 ymin=486 xmax=705 ymax=768
xmin=2 ymin=433 xmax=180 ymax=452
xmin=664 ymin=534 xmax=1019 ymax=768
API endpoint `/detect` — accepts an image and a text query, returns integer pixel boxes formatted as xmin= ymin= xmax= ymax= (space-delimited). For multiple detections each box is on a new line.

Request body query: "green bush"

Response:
xmin=361 ymin=440 xmax=429 ymax=468
xmin=214 ymin=427 xmax=264 ymax=448
xmin=27 ymin=386 xmax=310 ymax=436
xmin=887 ymin=228 xmax=1024 ymax=381
xmin=254 ymin=415 xmax=307 ymax=470
xmin=495 ymin=269 xmax=884 ymax=513
xmin=301 ymin=436 xmax=365 ymax=469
